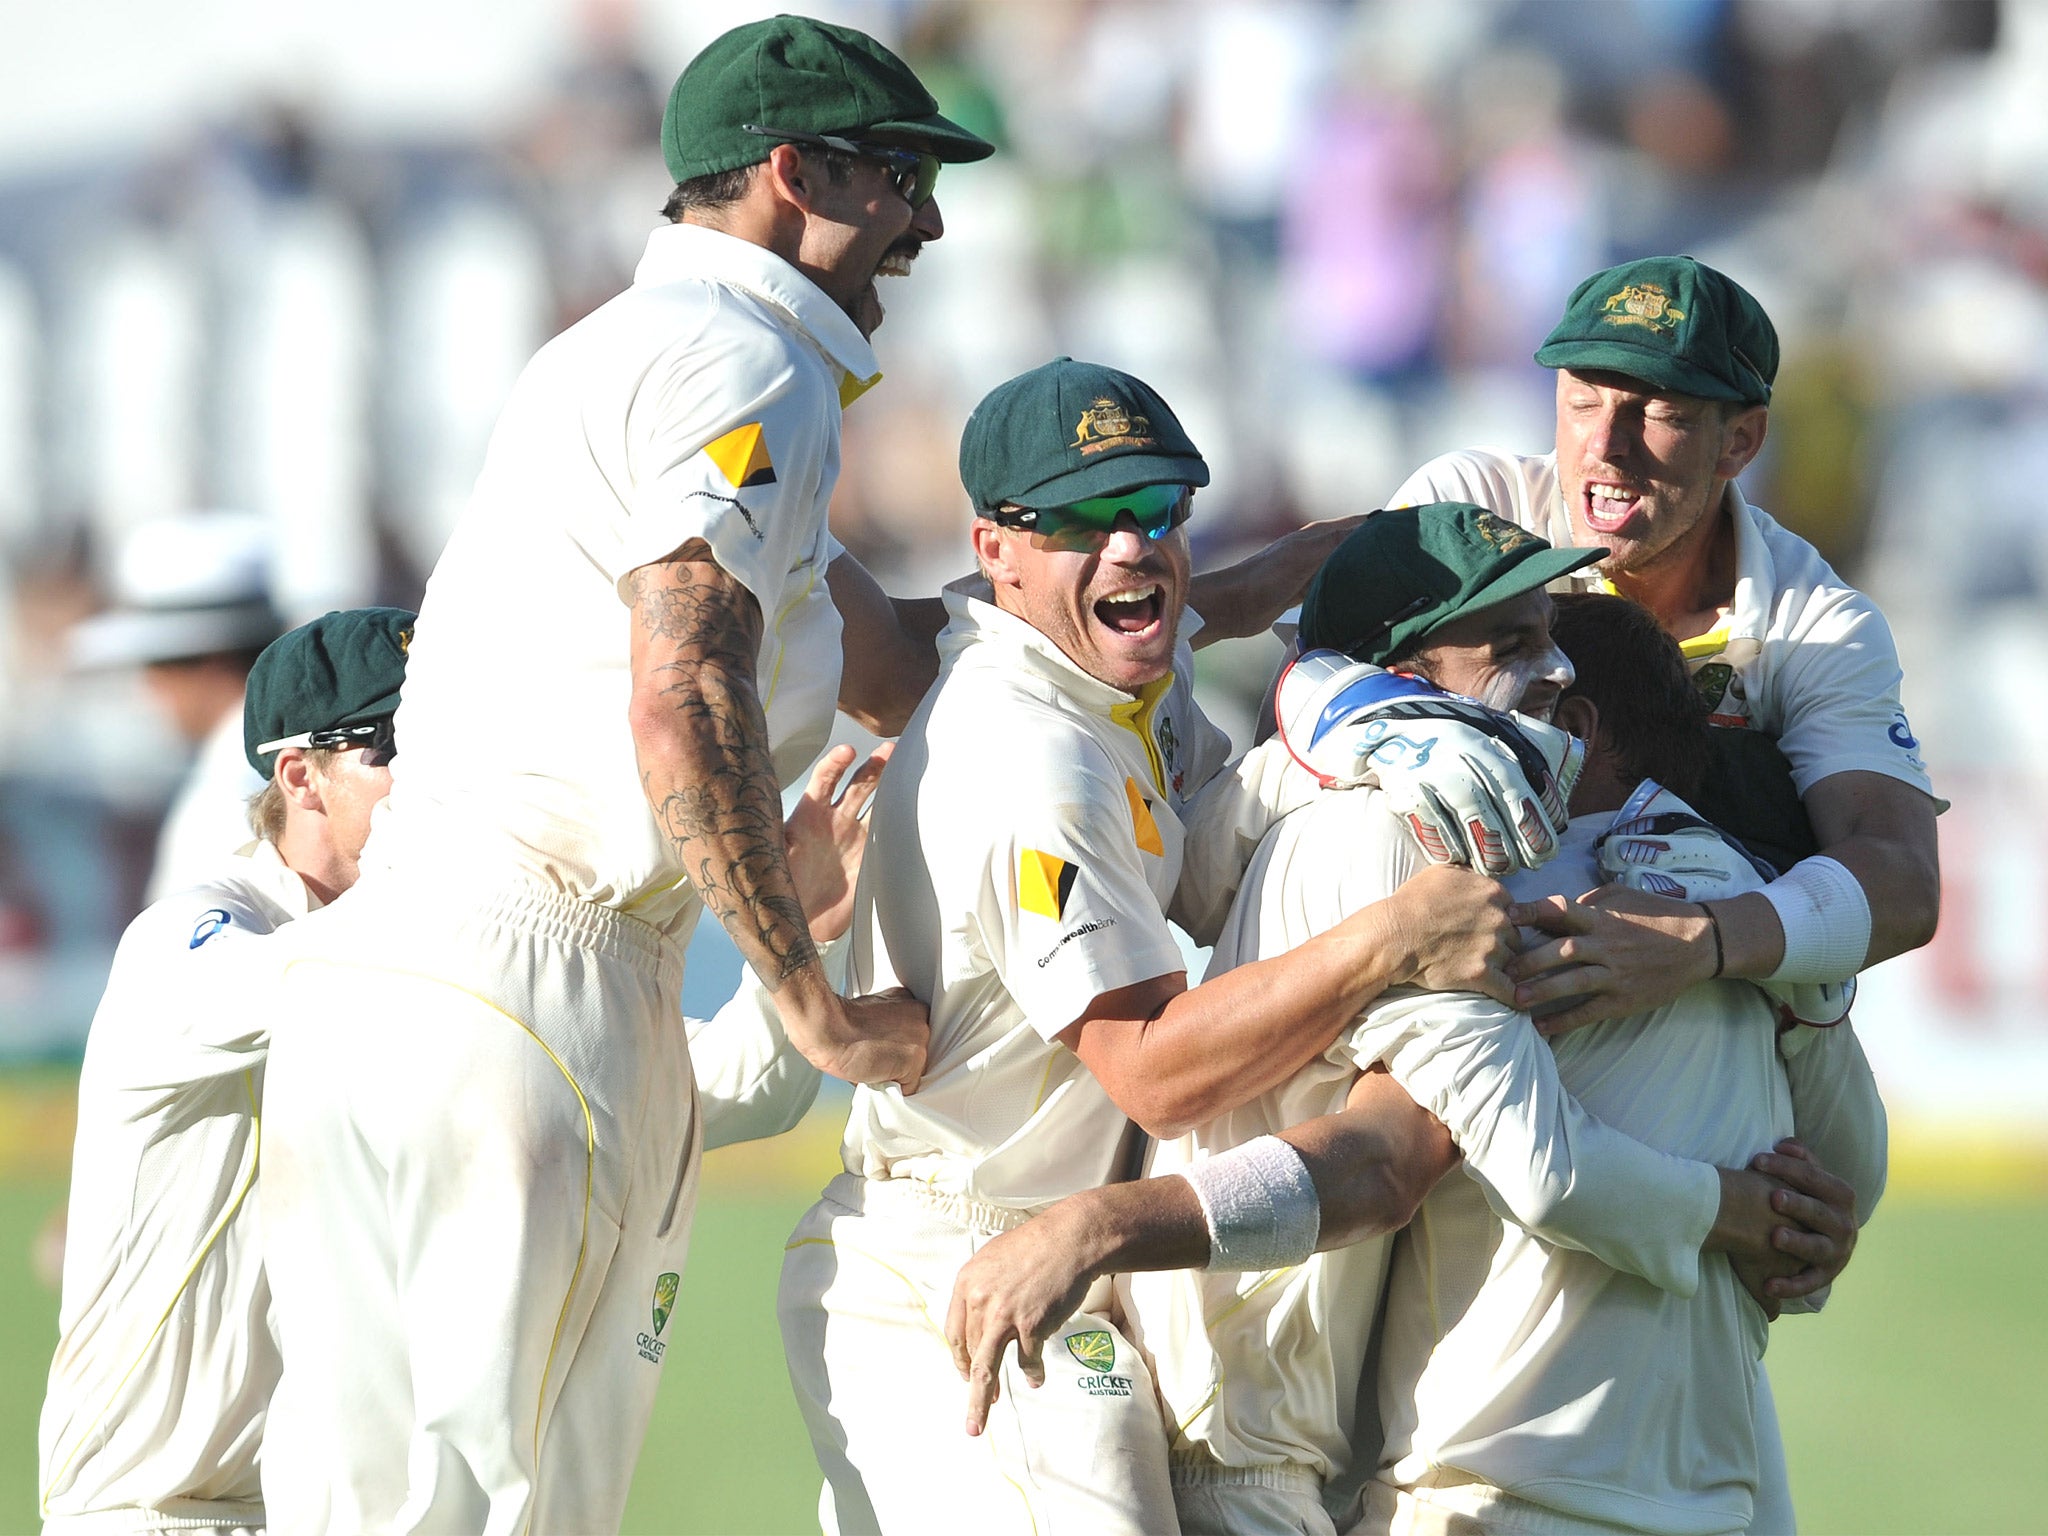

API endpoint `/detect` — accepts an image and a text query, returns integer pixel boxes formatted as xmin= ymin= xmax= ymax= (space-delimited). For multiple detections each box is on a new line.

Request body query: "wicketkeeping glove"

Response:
xmin=1274 ymin=649 xmax=1584 ymax=877
xmin=1595 ymin=781 xmax=1855 ymax=1027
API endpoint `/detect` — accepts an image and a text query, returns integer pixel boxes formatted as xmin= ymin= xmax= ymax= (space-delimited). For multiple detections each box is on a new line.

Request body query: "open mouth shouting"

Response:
xmin=875 ymin=244 xmax=920 ymax=279
xmin=1094 ymin=583 xmax=1166 ymax=640
xmin=1581 ymin=478 xmax=1646 ymax=536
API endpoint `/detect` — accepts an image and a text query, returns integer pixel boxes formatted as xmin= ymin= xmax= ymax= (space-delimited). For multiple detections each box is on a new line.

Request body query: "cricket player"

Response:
xmin=1386 ymin=256 xmax=1941 ymax=1027
xmin=39 ymin=606 xmax=411 ymax=1536
xmin=778 ymin=364 xmax=1573 ymax=1536
xmin=946 ymin=513 xmax=1870 ymax=1536
xmin=256 ymin=18 xmax=988 ymax=1531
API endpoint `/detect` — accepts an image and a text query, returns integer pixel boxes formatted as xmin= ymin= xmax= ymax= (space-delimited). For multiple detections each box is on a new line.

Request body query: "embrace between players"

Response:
xmin=40 ymin=14 xmax=1940 ymax=1536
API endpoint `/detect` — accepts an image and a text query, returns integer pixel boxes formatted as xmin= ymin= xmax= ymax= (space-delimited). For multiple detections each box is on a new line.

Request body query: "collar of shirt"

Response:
xmin=633 ymin=223 xmax=882 ymax=405
xmin=236 ymin=837 xmax=324 ymax=916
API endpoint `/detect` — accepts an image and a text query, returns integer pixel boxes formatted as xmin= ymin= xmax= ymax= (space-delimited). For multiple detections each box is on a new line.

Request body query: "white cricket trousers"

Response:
xmin=259 ymin=879 xmax=697 ymax=1535
xmin=1172 ymin=1459 xmax=1334 ymax=1536
xmin=778 ymin=1173 xmax=1180 ymax=1536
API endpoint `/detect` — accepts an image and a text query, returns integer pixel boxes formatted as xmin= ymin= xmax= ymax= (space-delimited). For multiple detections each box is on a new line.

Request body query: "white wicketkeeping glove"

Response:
xmin=1274 ymin=650 xmax=1584 ymax=876
xmin=1595 ymin=781 xmax=1855 ymax=1027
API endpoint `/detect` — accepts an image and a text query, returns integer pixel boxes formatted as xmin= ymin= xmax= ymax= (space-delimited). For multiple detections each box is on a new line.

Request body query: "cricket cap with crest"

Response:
xmin=959 ymin=357 xmax=1210 ymax=511
xmin=1535 ymin=255 xmax=1778 ymax=405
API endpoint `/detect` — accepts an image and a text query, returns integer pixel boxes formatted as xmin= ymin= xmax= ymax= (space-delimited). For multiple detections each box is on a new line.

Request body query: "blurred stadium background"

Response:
xmin=2 ymin=0 xmax=2044 ymax=1530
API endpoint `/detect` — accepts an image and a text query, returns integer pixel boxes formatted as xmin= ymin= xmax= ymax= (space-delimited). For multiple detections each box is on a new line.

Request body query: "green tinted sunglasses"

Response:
xmin=989 ymin=483 xmax=1193 ymax=552
xmin=742 ymin=124 xmax=941 ymax=209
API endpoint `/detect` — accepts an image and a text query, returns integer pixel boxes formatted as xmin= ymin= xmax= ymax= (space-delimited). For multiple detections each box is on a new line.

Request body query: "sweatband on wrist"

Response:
xmin=1176 ymin=1134 xmax=1322 ymax=1273
xmin=1761 ymin=855 xmax=1871 ymax=983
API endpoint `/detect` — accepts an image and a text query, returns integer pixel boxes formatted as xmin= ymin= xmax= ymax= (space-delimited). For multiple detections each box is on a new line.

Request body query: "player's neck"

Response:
xmin=1607 ymin=493 xmax=1737 ymax=644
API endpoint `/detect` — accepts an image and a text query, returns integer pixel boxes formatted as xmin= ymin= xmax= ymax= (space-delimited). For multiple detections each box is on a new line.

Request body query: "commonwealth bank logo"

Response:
xmin=704 ymin=421 xmax=777 ymax=488
xmin=638 ymin=1272 xmax=681 ymax=1365
xmin=1064 ymin=1328 xmax=1133 ymax=1397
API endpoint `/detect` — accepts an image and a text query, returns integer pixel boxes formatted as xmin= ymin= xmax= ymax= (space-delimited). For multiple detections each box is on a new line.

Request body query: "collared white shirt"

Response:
xmin=41 ymin=842 xmax=315 ymax=1520
xmin=1388 ymin=449 xmax=1935 ymax=798
xmin=840 ymin=583 xmax=1232 ymax=1210
xmin=1125 ymin=793 xmax=1724 ymax=1489
xmin=369 ymin=224 xmax=880 ymax=934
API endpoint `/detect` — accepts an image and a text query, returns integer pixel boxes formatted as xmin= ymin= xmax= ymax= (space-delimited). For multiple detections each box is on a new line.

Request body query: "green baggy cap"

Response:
xmin=1300 ymin=503 xmax=1605 ymax=665
xmin=1535 ymin=255 xmax=1779 ymax=405
xmin=960 ymin=357 xmax=1210 ymax=511
xmin=244 ymin=607 xmax=415 ymax=776
xmin=662 ymin=14 xmax=995 ymax=183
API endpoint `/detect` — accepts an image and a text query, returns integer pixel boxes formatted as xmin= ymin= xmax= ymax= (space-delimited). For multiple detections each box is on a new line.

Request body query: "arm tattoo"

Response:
xmin=629 ymin=556 xmax=819 ymax=985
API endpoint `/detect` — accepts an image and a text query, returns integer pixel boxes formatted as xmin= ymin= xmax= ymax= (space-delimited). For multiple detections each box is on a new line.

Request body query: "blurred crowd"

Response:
xmin=2 ymin=0 xmax=2044 ymax=1057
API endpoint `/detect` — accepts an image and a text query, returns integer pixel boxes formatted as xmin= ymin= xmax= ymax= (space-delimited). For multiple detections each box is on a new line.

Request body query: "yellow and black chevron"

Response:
xmin=1018 ymin=848 xmax=1080 ymax=921
xmin=704 ymin=421 xmax=777 ymax=488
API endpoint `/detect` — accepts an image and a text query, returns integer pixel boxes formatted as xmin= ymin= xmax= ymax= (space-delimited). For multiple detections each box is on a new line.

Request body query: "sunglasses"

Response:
xmin=987 ymin=483 xmax=1193 ymax=553
xmin=256 ymin=716 xmax=397 ymax=767
xmin=742 ymin=124 xmax=941 ymax=209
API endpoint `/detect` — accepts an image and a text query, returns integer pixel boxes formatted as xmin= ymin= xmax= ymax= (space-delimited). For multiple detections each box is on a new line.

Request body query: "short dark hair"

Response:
xmin=661 ymin=144 xmax=857 ymax=221
xmin=1550 ymin=593 xmax=1709 ymax=798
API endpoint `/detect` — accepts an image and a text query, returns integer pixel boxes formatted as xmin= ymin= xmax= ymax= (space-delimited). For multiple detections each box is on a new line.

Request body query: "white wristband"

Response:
xmin=1177 ymin=1135 xmax=1322 ymax=1273
xmin=1762 ymin=855 xmax=1871 ymax=983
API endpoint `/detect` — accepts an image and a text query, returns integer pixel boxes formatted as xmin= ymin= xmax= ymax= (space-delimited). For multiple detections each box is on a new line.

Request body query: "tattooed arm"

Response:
xmin=626 ymin=543 xmax=927 ymax=1089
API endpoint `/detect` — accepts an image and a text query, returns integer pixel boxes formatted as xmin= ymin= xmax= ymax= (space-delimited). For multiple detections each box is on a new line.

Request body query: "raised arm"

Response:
xmin=826 ymin=552 xmax=947 ymax=736
xmin=627 ymin=544 xmax=926 ymax=1089
xmin=1182 ymin=515 xmax=1363 ymax=646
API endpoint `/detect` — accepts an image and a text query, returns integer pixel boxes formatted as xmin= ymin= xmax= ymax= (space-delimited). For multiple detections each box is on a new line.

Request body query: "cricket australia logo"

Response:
xmin=637 ymin=1271 xmax=680 ymax=1364
xmin=1072 ymin=397 xmax=1157 ymax=456
xmin=1064 ymin=1328 xmax=1133 ymax=1397
xmin=1601 ymin=282 xmax=1686 ymax=335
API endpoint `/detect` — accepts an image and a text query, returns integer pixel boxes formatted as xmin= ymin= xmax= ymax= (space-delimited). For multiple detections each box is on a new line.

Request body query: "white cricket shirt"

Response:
xmin=1369 ymin=817 xmax=1798 ymax=1536
xmin=1124 ymin=790 xmax=1721 ymax=1486
xmin=367 ymin=224 xmax=879 ymax=935
xmin=1388 ymin=449 xmax=1934 ymax=798
xmin=40 ymin=842 xmax=313 ymax=1522
xmin=840 ymin=584 xmax=1232 ymax=1210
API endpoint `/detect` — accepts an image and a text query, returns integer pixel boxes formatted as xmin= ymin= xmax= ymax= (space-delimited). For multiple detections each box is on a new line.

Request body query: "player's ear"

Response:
xmin=1552 ymin=693 xmax=1598 ymax=744
xmin=761 ymin=143 xmax=815 ymax=212
xmin=275 ymin=747 xmax=325 ymax=815
xmin=1714 ymin=404 xmax=1767 ymax=481
xmin=971 ymin=517 xmax=1024 ymax=592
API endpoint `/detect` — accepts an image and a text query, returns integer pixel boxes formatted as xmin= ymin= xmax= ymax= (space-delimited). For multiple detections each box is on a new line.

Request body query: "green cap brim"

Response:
xmin=861 ymin=111 xmax=995 ymax=162
xmin=1426 ymin=543 xmax=1608 ymax=644
xmin=1007 ymin=452 xmax=1211 ymax=509
xmin=1535 ymin=337 xmax=1755 ymax=403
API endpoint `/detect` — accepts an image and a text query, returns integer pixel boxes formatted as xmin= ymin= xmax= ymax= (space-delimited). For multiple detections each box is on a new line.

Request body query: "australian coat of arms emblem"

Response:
xmin=1601 ymin=283 xmax=1687 ymax=334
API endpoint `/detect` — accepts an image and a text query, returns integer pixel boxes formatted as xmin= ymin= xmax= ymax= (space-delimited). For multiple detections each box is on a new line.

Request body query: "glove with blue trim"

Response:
xmin=1274 ymin=649 xmax=1583 ymax=877
xmin=1595 ymin=781 xmax=1855 ymax=1027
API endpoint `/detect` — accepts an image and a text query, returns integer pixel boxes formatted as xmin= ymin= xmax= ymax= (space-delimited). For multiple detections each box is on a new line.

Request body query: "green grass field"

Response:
xmin=7 ymin=1130 xmax=2046 ymax=1535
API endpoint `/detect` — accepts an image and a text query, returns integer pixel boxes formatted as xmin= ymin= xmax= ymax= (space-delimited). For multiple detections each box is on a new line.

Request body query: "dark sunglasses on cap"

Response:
xmin=987 ymin=483 xmax=1193 ymax=553
xmin=741 ymin=124 xmax=941 ymax=209
xmin=256 ymin=716 xmax=397 ymax=767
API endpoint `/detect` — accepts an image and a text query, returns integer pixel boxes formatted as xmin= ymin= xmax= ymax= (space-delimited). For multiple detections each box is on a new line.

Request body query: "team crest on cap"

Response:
xmin=703 ymin=422 xmax=777 ymax=489
xmin=1072 ymin=397 xmax=1157 ymax=457
xmin=1471 ymin=510 xmax=1536 ymax=556
xmin=1018 ymin=848 xmax=1079 ymax=920
xmin=1601 ymin=283 xmax=1686 ymax=335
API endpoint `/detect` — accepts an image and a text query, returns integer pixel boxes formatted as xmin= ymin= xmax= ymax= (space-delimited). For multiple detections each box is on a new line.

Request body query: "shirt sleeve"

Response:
xmin=611 ymin=334 xmax=834 ymax=620
xmin=1766 ymin=589 xmax=1934 ymax=797
xmin=980 ymin=740 xmax=1188 ymax=1041
xmin=1170 ymin=737 xmax=1323 ymax=946
xmin=689 ymin=966 xmax=823 ymax=1152
xmin=1346 ymin=989 xmax=1722 ymax=1297
xmin=97 ymin=893 xmax=282 ymax=1086
xmin=1386 ymin=450 xmax=1523 ymax=523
